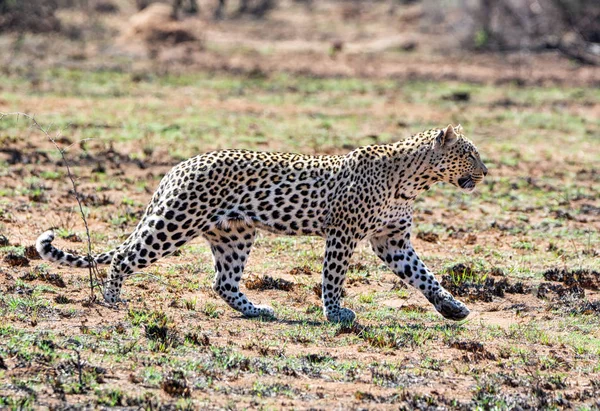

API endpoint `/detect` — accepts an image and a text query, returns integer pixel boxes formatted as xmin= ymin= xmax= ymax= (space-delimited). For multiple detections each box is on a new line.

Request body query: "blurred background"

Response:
xmin=1 ymin=0 xmax=599 ymax=84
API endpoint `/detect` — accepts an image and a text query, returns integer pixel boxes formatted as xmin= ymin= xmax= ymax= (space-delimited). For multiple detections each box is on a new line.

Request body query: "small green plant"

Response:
xmin=40 ymin=170 xmax=63 ymax=180
xmin=56 ymin=228 xmax=77 ymax=239
xmin=202 ymin=301 xmax=221 ymax=318
xmin=0 ymin=245 xmax=25 ymax=256
xmin=121 ymin=197 xmax=135 ymax=206
xmin=0 ymin=394 xmax=36 ymax=409
xmin=447 ymin=264 xmax=488 ymax=286
xmin=512 ymin=241 xmax=536 ymax=251
xmin=95 ymin=388 xmax=124 ymax=407
xmin=358 ymin=292 xmax=375 ymax=304
xmin=135 ymin=311 xmax=181 ymax=353
xmin=183 ymin=297 xmax=197 ymax=311
xmin=361 ymin=324 xmax=435 ymax=349
xmin=142 ymin=367 xmax=163 ymax=386
xmin=127 ymin=309 xmax=169 ymax=326
xmin=472 ymin=378 xmax=506 ymax=408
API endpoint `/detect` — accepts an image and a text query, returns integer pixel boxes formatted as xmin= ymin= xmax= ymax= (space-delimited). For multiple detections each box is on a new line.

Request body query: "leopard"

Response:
xmin=36 ymin=124 xmax=488 ymax=323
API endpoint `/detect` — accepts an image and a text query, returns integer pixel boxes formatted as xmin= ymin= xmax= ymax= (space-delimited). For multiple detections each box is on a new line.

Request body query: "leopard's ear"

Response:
xmin=455 ymin=124 xmax=463 ymax=134
xmin=433 ymin=124 xmax=459 ymax=150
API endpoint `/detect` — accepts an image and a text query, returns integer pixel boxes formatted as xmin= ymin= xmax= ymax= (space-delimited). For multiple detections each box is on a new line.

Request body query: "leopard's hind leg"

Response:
xmin=103 ymin=216 xmax=195 ymax=304
xmin=205 ymin=224 xmax=274 ymax=317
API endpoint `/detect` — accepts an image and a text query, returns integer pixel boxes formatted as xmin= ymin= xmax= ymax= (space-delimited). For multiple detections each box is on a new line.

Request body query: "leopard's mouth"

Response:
xmin=458 ymin=175 xmax=477 ymax=192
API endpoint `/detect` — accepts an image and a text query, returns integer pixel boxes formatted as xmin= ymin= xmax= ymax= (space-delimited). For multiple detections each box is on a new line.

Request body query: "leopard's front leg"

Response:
xmin=370 ymin=233 xmax=470 ymax=321
xmin=321 ymin=231 xmax=357 ymax=323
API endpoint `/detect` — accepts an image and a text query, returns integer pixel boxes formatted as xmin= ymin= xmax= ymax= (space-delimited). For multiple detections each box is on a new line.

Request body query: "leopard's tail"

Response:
xmin=36 ymin=230 xmax=116 ymax=268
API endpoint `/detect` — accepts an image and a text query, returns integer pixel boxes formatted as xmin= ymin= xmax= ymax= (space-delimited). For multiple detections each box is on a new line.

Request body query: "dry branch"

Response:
xmin=0 ymin=111 xmax=102 ymax=302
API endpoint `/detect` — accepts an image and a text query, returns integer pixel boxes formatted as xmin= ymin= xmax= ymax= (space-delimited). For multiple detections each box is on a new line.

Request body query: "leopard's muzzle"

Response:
xmin=458 ymin=175 xmax=476 ymax=192
xmin=458 ymin=172 xmax=485 ymax=192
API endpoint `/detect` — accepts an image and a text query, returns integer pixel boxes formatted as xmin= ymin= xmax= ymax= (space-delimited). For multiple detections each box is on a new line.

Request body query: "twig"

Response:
xmin=65 ymin=137 xmax=97 ymax=151
xmin=74 ymin=347 xmax=84 ymax=389
xmin=0 ymin=111 xmax=101 ymax=301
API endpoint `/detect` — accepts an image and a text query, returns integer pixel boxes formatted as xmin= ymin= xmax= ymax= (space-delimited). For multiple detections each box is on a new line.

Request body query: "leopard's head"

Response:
xmin=431 ymin=124 xmax=488 ymax=192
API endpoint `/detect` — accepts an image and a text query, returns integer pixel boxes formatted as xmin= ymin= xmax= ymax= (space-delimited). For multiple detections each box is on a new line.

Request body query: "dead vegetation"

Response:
xmin=441 ymin=264 xmax=530 ymax=303
xmin=289 ymin=265 xmax=314 ymax=276
xmin=3 ymin=253 xmax=29 ymax=267
xmin=450 ymin=340 xmax=497 ymax=362
xmin=542 ymin=268 xmax=600 ymax=291
xmin=20 ymin=267 xmax=66 ymax=288
xmin=123 ymin=3 xmax=198 ymax=45
xmin=161 ymin=370 xmax=191 ymax=398
xmin=245 ymin=274 xmax=295 ymax=291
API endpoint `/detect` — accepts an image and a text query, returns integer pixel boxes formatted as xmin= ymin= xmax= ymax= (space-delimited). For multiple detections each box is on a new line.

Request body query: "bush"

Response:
xmin=422 ymin=0 xmax=599 ymax=52
xmin=551 ymin=0 xmax=599 ymax=43
xmin=0 ymin=0 xmax=61 ymax=33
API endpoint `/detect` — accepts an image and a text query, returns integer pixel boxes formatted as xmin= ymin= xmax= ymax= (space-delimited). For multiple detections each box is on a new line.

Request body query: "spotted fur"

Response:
xmin=36 ymin=124 xmax=487 ymax=322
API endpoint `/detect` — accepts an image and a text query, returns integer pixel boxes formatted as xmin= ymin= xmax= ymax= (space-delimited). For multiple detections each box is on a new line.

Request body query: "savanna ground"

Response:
xmin=0 ymin=1 xmax=599 ymax=409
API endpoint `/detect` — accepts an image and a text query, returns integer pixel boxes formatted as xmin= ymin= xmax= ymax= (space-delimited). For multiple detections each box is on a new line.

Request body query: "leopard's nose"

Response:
xmin=482 ymin=165 xmax=488 ymax=176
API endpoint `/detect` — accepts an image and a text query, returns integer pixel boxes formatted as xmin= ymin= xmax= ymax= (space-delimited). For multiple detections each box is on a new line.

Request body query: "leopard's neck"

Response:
xmin=389 ymin=141 xmax=439 ymax=201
